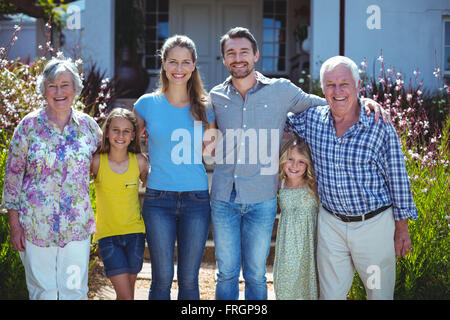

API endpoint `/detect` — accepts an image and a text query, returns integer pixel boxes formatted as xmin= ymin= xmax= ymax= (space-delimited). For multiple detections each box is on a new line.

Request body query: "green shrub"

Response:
xmin=0 ymin=135 xmax=28 ymax=299
xmin=394 ymin=117 xmax=449 ymax=299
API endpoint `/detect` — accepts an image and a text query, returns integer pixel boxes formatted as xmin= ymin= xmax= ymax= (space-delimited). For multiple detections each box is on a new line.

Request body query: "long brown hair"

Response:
xmin=157 ymin=35 xmax=209 ymax=124
xmin=279 ymin=136 xmax=318 ymax=200
xmin=97 ymin=108 xmax=141 ymax=154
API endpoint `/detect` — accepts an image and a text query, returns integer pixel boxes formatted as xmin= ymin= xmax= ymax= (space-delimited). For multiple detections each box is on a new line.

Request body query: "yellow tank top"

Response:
xmin=93 ymin=152 xmax=145 ymax=241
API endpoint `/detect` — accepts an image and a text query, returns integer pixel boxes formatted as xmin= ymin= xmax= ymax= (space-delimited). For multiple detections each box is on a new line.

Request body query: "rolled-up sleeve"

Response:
xmin=285 ymin=112 xmax=307 ymax=139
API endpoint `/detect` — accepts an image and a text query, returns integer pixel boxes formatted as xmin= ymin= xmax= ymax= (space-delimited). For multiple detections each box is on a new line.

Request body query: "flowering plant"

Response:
xmin=359 ymin=50 xmax=449 ymax=168
xmin=0 ymin=22 xmax=114 ymax=144
xmin=348 ymin=52 xmax=449 ymax=299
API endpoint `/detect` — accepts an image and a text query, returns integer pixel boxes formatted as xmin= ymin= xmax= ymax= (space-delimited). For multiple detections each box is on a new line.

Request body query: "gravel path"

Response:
xmin=88 ymin=259 xmax=275 ymax=300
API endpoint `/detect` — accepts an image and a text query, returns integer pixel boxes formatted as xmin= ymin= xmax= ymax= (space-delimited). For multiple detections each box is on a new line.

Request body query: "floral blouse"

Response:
xmin=2 ymin=107 xmax=102 ymax=248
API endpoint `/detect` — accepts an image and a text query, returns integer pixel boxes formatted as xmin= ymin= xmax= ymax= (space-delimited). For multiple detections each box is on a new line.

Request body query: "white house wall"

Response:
xmin=310 ymin=0 xmax=340 ymax=80
xmin=83 ymin=0 xmax=115 ymax=78
xmin=0 ymin=16 xmax=37 ymax=61
xmin=311 ymin=0 xmax=450 ymax=90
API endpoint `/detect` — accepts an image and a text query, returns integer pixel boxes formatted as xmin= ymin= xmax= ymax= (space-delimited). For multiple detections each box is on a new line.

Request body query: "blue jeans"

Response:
xmin=211 ymin=189 xmax=277 ymax=300
xmin=142 ymin=188 xmax=211 ymax=300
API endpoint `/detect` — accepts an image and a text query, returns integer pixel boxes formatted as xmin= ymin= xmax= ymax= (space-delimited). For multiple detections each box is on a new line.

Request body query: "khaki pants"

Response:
xmin=317 ymin=206 xmax=396 ymax=300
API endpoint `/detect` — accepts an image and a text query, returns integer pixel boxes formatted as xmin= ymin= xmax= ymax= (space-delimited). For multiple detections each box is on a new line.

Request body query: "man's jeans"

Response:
xmin=211 ymin=189 xmax=277 ymax=300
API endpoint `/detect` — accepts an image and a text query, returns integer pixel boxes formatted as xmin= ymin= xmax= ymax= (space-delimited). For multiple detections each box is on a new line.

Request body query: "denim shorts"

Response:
xmin=98 ymin=233 xmax=145 ymax=278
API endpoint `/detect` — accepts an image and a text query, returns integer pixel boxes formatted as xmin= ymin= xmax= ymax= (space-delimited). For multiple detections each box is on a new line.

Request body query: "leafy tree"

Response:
xmin=0 ymin=0 xmax=78 ymax=28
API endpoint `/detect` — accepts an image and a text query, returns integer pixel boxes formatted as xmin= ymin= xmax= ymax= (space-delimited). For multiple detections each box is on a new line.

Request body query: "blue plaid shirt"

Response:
xmin=286 ymin=103 xmax=418 ymax=221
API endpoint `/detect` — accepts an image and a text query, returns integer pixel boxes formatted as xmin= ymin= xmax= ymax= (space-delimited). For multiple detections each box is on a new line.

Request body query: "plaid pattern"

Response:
xmin=285 ymin=104 xmax=417 ymax=221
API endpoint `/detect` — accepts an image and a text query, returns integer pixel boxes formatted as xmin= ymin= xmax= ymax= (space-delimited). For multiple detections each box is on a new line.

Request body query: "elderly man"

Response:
xmin=286 ymin=55 xmax=418 ymax=299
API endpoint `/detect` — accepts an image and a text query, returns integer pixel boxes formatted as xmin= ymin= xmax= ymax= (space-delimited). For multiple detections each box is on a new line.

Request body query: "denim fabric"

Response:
xmin=98 ymin=233 xmax=145 ymax=278
xmin=211 ymin=189 xmax=277 ymax=300
xmin=142 ymin=188 xmax=211 ymax=300
xmin=209 ymin=72 xmax=326 ymax=204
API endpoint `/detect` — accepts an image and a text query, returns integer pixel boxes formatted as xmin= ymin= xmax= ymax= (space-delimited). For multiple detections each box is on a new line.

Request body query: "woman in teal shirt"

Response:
xmin=133 ymin=35 xmax=214 ymax=300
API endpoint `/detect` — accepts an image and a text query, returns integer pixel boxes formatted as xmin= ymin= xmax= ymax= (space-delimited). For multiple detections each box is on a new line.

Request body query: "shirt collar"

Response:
xmin=357 ymin=98 xmax=371 ymax=128
xmin=224 ymin=71 xmax=271 ymax=93
xmin=70 ymin=107 xmax=81 ymax=126
xmin=40 ymin=106 xmax=81 ymax=127
xmin=254 ymin=71 xmax=271 ymax=84
xmin=324 ymin=98 xmax=370 ymax=128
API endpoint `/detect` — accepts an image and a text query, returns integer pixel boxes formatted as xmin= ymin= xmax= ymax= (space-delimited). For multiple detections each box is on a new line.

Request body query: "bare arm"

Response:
xmin=8 ymin=209 xmax=26 ymax=252
xmin=136 ymin=153 xmax=149 ymax=186
xmin=133 ymin=107 xmax=146 ymax=137
xmin=90 ymin=153 xmax=100 ymax=178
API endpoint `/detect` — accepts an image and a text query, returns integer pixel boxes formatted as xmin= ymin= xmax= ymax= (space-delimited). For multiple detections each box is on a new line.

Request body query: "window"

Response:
xmin=262 ymin=0 xmax=287 ymax=74
xmin=144 ymin=0 xmax=169 ymax=71
xmin=444 ymin=19 xmax=450 ymax=84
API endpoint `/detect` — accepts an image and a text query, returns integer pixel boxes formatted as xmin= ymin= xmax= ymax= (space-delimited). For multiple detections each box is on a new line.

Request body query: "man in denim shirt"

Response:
xmin=208 ymin=27 xmax=381 ymax=300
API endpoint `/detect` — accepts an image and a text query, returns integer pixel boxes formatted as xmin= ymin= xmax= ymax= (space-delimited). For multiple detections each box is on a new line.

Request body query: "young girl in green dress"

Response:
xmin=273 ymin=136 xmax=319 ymax=300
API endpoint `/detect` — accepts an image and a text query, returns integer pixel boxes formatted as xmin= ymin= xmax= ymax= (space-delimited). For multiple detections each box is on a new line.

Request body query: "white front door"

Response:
xmin=170 ymin=0 xmax=261 ymax=90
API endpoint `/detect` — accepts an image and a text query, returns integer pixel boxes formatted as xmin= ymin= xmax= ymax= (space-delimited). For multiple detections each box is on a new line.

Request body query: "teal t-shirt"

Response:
xmin=134 ymin=93 xmax=214 ymax=191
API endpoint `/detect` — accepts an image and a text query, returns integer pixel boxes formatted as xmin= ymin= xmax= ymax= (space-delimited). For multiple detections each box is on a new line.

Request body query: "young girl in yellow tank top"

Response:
xmin=91 ymin=108 xmax=149 ymax=300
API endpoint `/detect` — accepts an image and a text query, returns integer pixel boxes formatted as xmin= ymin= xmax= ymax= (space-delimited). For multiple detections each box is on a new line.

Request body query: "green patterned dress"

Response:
xmin=273 ymin=180 xmax=319 ymax=300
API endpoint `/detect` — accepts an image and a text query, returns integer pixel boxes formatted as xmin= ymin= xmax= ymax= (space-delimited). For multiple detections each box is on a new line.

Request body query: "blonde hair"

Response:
xmin=97 ymin=108 xmax=141 ymax=154
xmin=157 ymin=35 xmax=209 ymax=124
xmin=279 ymin=136 xmax=318 ymax=200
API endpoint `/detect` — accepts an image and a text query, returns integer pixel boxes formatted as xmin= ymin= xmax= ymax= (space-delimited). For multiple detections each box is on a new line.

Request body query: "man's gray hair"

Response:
xmin=36 ymin=58 xmax=83 ymax=97
xmin=320 ymin=56 xmax=360 ymax=90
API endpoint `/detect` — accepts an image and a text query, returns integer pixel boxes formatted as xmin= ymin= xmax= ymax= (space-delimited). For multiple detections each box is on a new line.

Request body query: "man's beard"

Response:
xmin=228 ymin=62 xmax=254 ymax=79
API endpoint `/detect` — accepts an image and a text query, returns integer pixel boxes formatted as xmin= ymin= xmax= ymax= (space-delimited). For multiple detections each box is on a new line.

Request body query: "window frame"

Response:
xmin=143 ymin=0 xmax=170 ymax=74
xmin=261 ymin=0 xmax=288 ymax=75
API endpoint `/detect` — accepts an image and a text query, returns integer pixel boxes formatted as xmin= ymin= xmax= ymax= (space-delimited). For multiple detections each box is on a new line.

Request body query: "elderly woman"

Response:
xmin=2 ymin=58 xmax=102 ymax=300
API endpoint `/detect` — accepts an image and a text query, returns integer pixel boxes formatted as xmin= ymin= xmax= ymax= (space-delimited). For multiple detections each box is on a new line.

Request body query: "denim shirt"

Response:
xmin=209 ymin=72 xmax=326 ymax=204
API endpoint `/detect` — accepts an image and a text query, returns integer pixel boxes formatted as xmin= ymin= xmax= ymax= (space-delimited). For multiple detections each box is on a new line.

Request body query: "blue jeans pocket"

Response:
xmin=98 ymin=237 xmax=115 ymax=262
xmin=133 ymin=233 xmax=145 ymax=261
xmin=189 ymin=190 xmax=210 ymax=202
xmin=145 ymin=188 xmax=166 ymax=200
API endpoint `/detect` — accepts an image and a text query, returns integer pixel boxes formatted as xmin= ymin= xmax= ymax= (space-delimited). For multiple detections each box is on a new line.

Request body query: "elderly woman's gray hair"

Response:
xmin=319 ymin=56 xmax=360 ymax=90
xmin=36 ymin=58 xmax=83 ymax=97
